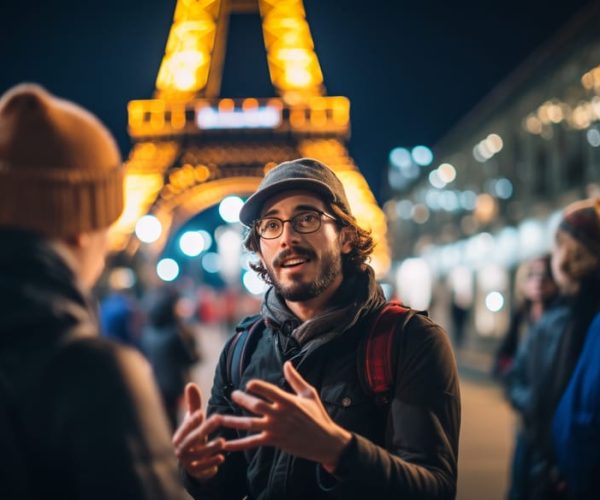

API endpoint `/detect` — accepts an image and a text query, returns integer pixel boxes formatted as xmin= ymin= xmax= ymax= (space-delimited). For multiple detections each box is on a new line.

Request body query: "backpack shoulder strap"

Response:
xmin=225 ymin=315 xmax=266 ymax=395
xmin=361 ymin=301 xmax=412 ymax=405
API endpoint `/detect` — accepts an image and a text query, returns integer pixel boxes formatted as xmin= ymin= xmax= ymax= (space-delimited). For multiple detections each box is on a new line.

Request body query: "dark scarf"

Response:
xmin=0 ymin=229 xmax=96 ymax=345
xmin=261 ymin=266 xmax=386 ymax=358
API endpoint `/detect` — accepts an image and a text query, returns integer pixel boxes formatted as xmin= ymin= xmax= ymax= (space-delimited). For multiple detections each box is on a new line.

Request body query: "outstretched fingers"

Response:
xmin=222 ymin=432 xmax=268 ymax=452
xmin=172 ymin=409 xmax=203 ymax=447
xmin=218 ymin=414 xmax=268 ymax=432
xmin=243 ymin=379 xmax=292 ymax=406
xmin=231 ymin=388 xmax=279 ymax=415
xmin=283 ymin=361 xmax=314 ymax=398
xmin=176 ymin=436 xmax=225 ymax=463
xmin=185 ymin=383 xmax=203 ymax=414
xmin=175 ymin=413 xmax=224 ymax=454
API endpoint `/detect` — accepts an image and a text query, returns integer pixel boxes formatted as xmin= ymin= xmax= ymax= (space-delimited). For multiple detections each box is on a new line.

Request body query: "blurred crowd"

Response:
xmin=489 ymin=198 xmax=600 ymax=499
xmin=98 ymin=280 xmax=262 ymax=430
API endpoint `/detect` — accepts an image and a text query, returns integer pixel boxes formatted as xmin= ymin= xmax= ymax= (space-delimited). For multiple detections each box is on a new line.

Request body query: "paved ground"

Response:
xmin=457 ymin=376 xmax=514 ymax=499
xmin=190 ymin=323 xmax=516 ymax=500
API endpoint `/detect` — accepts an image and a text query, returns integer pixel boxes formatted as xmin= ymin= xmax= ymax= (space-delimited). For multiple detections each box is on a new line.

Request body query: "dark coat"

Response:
xmin=141 ymin=323 xmax=198 ymax=400
xmin=183 ymin=308 xmax=461 ymax=500
xmin=506 ymin=298 xmax=571 ymax=498
xmin=0 ymin=230 xmax=187 ymax=500
xmin=508 ymin=299 xmax=571 ymax=435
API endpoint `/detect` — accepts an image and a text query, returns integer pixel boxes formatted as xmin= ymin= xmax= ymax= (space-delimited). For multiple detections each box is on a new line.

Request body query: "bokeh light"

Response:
xmin=218 ymin=196 xmax=244 ymax=223
xmin=156 ymin=258 xmax=179 ymax=282
xmin=179 ymin=231 xmax=206 ymax=257
xmin=411 ymin=145 xmax=433 ymax=166
xmin=135 ymin=215 xmax=162 ymax=243
xmin=485 ymin=291 xmax=504 ymax=312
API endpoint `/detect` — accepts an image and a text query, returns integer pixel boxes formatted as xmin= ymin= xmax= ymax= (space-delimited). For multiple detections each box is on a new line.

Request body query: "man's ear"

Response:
xmin=339 ymin=226 xmax=354 ymax=254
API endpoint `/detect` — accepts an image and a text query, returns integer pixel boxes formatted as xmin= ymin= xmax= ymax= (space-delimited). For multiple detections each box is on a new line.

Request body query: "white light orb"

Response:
xmin=485 ymin=291 xmax=504 ymax=312
xmin=242 ymin=270 xmax=269 ymax=295
xmin=156 ymin=258 xmax=179 ymax=282
xmin=179 ymin=231 xmax=206 ymax=257
xmin=218 ymin=196 xmax=244 ymax=223
xmin=587 ymin=128 xmax=600 ymax=147
xmin=411 ymin=145 xmax=433 ymax=167
xmin=198 ymin=230 xmax=213 ymax=251
xmin=201 ymin=252 xmax=221 ymax=273
xmin=135 ymin=215 xmax=162 ymax=243
xmin=389 ymin=147 xmax=412 ymax=168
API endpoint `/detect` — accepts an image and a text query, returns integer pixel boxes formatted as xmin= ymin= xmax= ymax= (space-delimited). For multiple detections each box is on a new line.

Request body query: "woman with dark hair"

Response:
xmin=493 ymin=255 xmax=558 ymax=381
xmin=507 ymin=198 xmax=600 ymax=499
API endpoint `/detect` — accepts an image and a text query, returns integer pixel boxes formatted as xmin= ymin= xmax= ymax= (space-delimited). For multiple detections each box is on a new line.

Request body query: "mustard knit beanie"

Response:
xmin=0 ymin=83 xmax=123 ymax=237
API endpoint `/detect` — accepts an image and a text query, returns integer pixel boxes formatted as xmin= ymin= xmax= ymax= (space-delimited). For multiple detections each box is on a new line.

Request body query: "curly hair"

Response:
xmin=243 ymin=201 xmax=375 ymax=284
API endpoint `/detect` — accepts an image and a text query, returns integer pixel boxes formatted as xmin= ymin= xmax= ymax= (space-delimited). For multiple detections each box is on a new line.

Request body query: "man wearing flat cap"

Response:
xmin=173 ymin=158 xmax=461 ymax=499
xmin=0 ymin=84 xmax=187 ymax=499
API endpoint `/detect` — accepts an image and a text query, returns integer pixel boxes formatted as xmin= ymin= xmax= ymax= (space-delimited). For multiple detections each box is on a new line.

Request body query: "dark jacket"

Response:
xmin=0 ymin=230 xmax=187 ymax=500
xmin=141 ymin=323 xmax=198 ymax=400
xmin=184 ymin=306 xmax=461 ymax=499
xmin=506 ymin=297 xmax=571 ymax=498
xmin=141 ymin=287 xmax=199 ymax=402
xmin=508 ymin=298 xmax=571 ymax=434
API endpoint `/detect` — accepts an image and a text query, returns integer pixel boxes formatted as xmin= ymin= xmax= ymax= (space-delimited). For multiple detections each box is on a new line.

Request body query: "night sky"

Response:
xmin=1 ymin=0 xmax=595 ymax=202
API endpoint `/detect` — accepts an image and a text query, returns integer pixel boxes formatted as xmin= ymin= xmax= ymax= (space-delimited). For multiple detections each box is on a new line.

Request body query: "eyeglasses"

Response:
xmin=255 ymin=209 xmax=337 ymax=240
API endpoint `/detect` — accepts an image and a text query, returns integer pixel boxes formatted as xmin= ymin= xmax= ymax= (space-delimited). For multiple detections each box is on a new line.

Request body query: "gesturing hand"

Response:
xmin=172 ymin=383 xmax=225 ymax=481
xmin=218 ymin=361 xmax=352 ymax=471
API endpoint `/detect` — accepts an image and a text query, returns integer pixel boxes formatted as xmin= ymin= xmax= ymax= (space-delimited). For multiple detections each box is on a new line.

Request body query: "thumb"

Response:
xmin=283 ymin=361 xmax=313 ymax=397
xmin=185 ymin=383 xmax=202 ymax=413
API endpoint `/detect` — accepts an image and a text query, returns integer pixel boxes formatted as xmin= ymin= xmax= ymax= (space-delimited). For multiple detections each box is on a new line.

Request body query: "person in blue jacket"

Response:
xmin=552 ymin=199 xmax=600 ymax=499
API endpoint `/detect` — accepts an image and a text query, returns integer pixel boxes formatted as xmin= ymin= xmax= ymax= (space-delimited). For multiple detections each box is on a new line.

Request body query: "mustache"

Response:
xmin=273 ymin=246 xmax=315 ymax=267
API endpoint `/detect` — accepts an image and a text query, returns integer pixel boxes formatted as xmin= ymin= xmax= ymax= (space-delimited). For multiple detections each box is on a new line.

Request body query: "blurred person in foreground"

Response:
xmin=142 ymin=286 xmax=201 ymax=431
xmin=493 ymin=254 xmax=558 ymax=381
xmin=551 ymin=198 xmax=600 ymax=499
xmin=0 ymin=84 xmax=186 ymax=499
xmin=172 ymin=158 xmax=461 ymax=499
xmin=507 ymin=198 xmax=600 ymax=499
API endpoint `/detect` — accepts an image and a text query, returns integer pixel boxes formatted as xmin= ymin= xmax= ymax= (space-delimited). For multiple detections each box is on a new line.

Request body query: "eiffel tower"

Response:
xmin=109 ymin=0 xmax=390 ymax=277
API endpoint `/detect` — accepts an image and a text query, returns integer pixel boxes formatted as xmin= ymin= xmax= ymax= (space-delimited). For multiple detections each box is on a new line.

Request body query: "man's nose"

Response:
xmin=279 ymin=220 xmax=300 ymax=246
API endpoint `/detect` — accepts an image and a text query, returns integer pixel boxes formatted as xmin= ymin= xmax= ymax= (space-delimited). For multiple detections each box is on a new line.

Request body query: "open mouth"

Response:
xmin=280 ymin=257 xmax=309 ymax=269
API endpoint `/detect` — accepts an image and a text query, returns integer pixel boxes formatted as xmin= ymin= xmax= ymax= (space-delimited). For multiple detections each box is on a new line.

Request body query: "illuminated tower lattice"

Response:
xmin=110 ymin=0 xmax=390 ymax=277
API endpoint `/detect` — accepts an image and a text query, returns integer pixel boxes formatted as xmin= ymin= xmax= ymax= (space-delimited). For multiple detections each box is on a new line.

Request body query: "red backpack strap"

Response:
xmin=363 ymin=301 xmax=410 ymax=405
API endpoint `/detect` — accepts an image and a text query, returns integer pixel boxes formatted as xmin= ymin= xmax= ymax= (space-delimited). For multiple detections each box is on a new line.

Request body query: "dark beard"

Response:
xmin=267 ymin=246 xmax=342 ymax=302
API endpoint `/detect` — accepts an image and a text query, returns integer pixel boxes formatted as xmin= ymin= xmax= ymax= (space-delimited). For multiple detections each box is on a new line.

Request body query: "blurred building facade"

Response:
xmin=385 ymin=3 xmax=600 ymax=348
